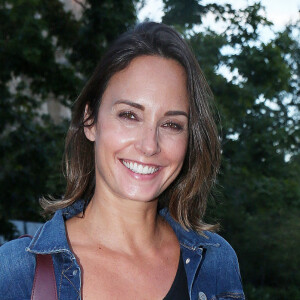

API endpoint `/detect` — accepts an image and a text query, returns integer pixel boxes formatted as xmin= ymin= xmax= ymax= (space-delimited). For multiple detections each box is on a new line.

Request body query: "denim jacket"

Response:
xmin=0 ymin=200 xmax=245 ymax=300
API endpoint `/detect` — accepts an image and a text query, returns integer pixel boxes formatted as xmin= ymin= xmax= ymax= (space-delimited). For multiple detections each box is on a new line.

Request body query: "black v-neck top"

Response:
xmin=163 ymin=251 xmax=190 ymax=299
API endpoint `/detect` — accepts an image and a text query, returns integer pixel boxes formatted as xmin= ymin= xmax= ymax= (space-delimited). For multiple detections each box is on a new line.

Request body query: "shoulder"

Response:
xmin=161 ymin=208 xmax=241 ymax=268
xmin=202 ymin=231 xmax=239 ymax=261
xmin=196 ymin=231 xmax=241 ymax=272
xmin=196 ymin=231 xmax=244 ymax=295
xmin=160 ymin=209 xmax=244 ymax=297
xmin=0 ymin=237 xmax=35 ymax=299
xmin=0 ymin=235 xmax=35 ymax=268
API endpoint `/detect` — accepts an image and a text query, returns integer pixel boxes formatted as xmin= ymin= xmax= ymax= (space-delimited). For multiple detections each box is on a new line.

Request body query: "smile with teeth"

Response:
xmin=122 ymin=160 xmax=159 ymax=175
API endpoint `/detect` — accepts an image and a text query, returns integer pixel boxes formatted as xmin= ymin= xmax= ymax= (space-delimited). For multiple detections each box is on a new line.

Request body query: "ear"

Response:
xmin=83 ymin=104 xmax=96 ymax=142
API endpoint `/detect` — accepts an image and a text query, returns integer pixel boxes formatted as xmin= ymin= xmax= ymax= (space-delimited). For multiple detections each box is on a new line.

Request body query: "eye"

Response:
xmin=118 ymin=111 xmax=139 ymax=121
xmin=162 ymin=121 xmax=183 ymax=131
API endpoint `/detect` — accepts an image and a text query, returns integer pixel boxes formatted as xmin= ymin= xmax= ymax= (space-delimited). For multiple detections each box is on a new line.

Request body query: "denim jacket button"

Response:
xmin=198 ymin=292 xmax=207 ymax=300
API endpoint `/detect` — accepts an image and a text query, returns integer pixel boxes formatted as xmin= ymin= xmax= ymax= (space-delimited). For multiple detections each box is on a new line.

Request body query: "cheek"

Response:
xmin=175 ymin=142 xmax=188 ymax=166
xmin=96 ymin=118 xmax=137 ymax=151
xmin=161 ymin=134 xmax=188 ymax=164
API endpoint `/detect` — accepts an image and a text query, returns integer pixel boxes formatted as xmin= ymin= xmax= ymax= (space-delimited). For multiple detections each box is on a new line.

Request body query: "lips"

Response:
xmin=121 ymin=159 xmax=159 ymax=175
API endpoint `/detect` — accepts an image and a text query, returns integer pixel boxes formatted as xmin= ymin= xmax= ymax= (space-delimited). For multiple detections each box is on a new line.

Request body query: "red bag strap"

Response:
xmin=31 ymin=254 xmax=58 ymax=300
xmin=18 ymin=235 xmax=58 ymax=300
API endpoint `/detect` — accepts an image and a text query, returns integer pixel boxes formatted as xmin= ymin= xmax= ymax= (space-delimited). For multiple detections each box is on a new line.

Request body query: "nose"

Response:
xmin=135 ymin=126 xmax=161 ymax=156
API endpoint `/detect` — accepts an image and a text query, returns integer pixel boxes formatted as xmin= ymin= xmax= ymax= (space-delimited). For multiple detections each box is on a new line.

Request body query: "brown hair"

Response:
xmin=41 ymin=22 xmax=221 ymax=233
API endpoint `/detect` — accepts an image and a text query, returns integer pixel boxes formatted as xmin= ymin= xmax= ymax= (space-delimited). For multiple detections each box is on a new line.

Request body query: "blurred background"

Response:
xmin=0 ymin=0 xmax=299 ymax=298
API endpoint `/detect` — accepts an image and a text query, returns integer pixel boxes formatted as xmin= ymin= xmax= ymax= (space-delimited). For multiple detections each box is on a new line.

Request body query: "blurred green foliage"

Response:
xmin=1 ymin=0 xmax=299 ymax=298
xmin=0 ymin=0 xmax=137 ymax=236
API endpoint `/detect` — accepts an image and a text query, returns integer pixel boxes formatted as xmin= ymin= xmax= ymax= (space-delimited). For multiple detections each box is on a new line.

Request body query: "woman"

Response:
xmin=0 ymin=22 xmax=245 ymax=300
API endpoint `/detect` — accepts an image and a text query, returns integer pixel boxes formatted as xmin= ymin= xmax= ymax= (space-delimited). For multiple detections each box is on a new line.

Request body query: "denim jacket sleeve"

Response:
xmin=0 ymin=236 xmax=35 ymax=300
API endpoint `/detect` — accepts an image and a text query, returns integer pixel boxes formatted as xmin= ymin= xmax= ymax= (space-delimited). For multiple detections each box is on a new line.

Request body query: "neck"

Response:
xmin=78 ymin=192 xmax=165 ymax=254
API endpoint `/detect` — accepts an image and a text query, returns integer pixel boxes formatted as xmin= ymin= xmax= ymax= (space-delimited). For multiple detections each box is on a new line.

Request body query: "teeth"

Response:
xmin=122 ymin=160 xmax=159 ymax=175
xmin=138 ymin=164 xmax=143 ymax=173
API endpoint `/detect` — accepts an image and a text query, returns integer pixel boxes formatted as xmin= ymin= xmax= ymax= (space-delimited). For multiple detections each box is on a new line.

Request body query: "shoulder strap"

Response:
xmin=31 ymin=254 xmax=58 ymax=300
xmin=18 ymin=235 xmax=58 ymax=300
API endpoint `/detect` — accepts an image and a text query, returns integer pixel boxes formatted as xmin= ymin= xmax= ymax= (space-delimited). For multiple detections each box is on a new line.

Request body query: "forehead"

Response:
xmin=101 ymin=55 xmax=189 ymax=111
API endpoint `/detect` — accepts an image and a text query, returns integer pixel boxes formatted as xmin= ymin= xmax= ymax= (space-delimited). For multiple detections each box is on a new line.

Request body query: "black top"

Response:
xmin=163 ymin=251 xmax=190 ymax=300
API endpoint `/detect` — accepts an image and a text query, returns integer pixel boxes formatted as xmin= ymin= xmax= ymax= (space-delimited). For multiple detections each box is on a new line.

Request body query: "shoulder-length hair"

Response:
xmin=41 ymin=22 xmax=221 ymax=234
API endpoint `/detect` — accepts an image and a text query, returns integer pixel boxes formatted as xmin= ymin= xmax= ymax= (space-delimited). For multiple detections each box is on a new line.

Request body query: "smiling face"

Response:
xmin=84 ymin=55 xmax=189 ymax=203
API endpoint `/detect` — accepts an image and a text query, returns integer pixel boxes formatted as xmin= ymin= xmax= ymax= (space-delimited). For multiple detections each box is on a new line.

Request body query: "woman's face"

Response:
xmin=85 ymin=55 xmax=189 ymax=203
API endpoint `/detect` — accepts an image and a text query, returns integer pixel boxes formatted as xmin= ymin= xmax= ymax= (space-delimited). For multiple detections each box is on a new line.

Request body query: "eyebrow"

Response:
xmin=164 ymin=110 xmax=188 ymax=118
xmin=114 ymin=99 xmax=188 ymax=118
xmin=114 ymin=100 xmax=144 ymax=111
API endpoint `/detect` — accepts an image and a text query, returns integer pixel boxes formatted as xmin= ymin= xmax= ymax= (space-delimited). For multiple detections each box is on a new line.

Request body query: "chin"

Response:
xmin=121 ymin=189 xmax=161 ymax=203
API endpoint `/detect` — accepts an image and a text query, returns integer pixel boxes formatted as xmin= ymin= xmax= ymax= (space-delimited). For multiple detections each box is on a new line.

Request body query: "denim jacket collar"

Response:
xmin=26 ymin=200 xmax=85 ymax=255
xmin=159 ymin=208 xmax=221 ymax=250
xmin=26 ymin=209 xmax=73 ymax=256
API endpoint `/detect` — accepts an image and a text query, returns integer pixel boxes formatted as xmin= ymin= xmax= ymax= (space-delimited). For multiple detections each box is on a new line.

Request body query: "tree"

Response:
xmin=0 ymin=0 xmax=137 ymax=239
xmin=161 ymin=0 xmax=299 ymax=298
